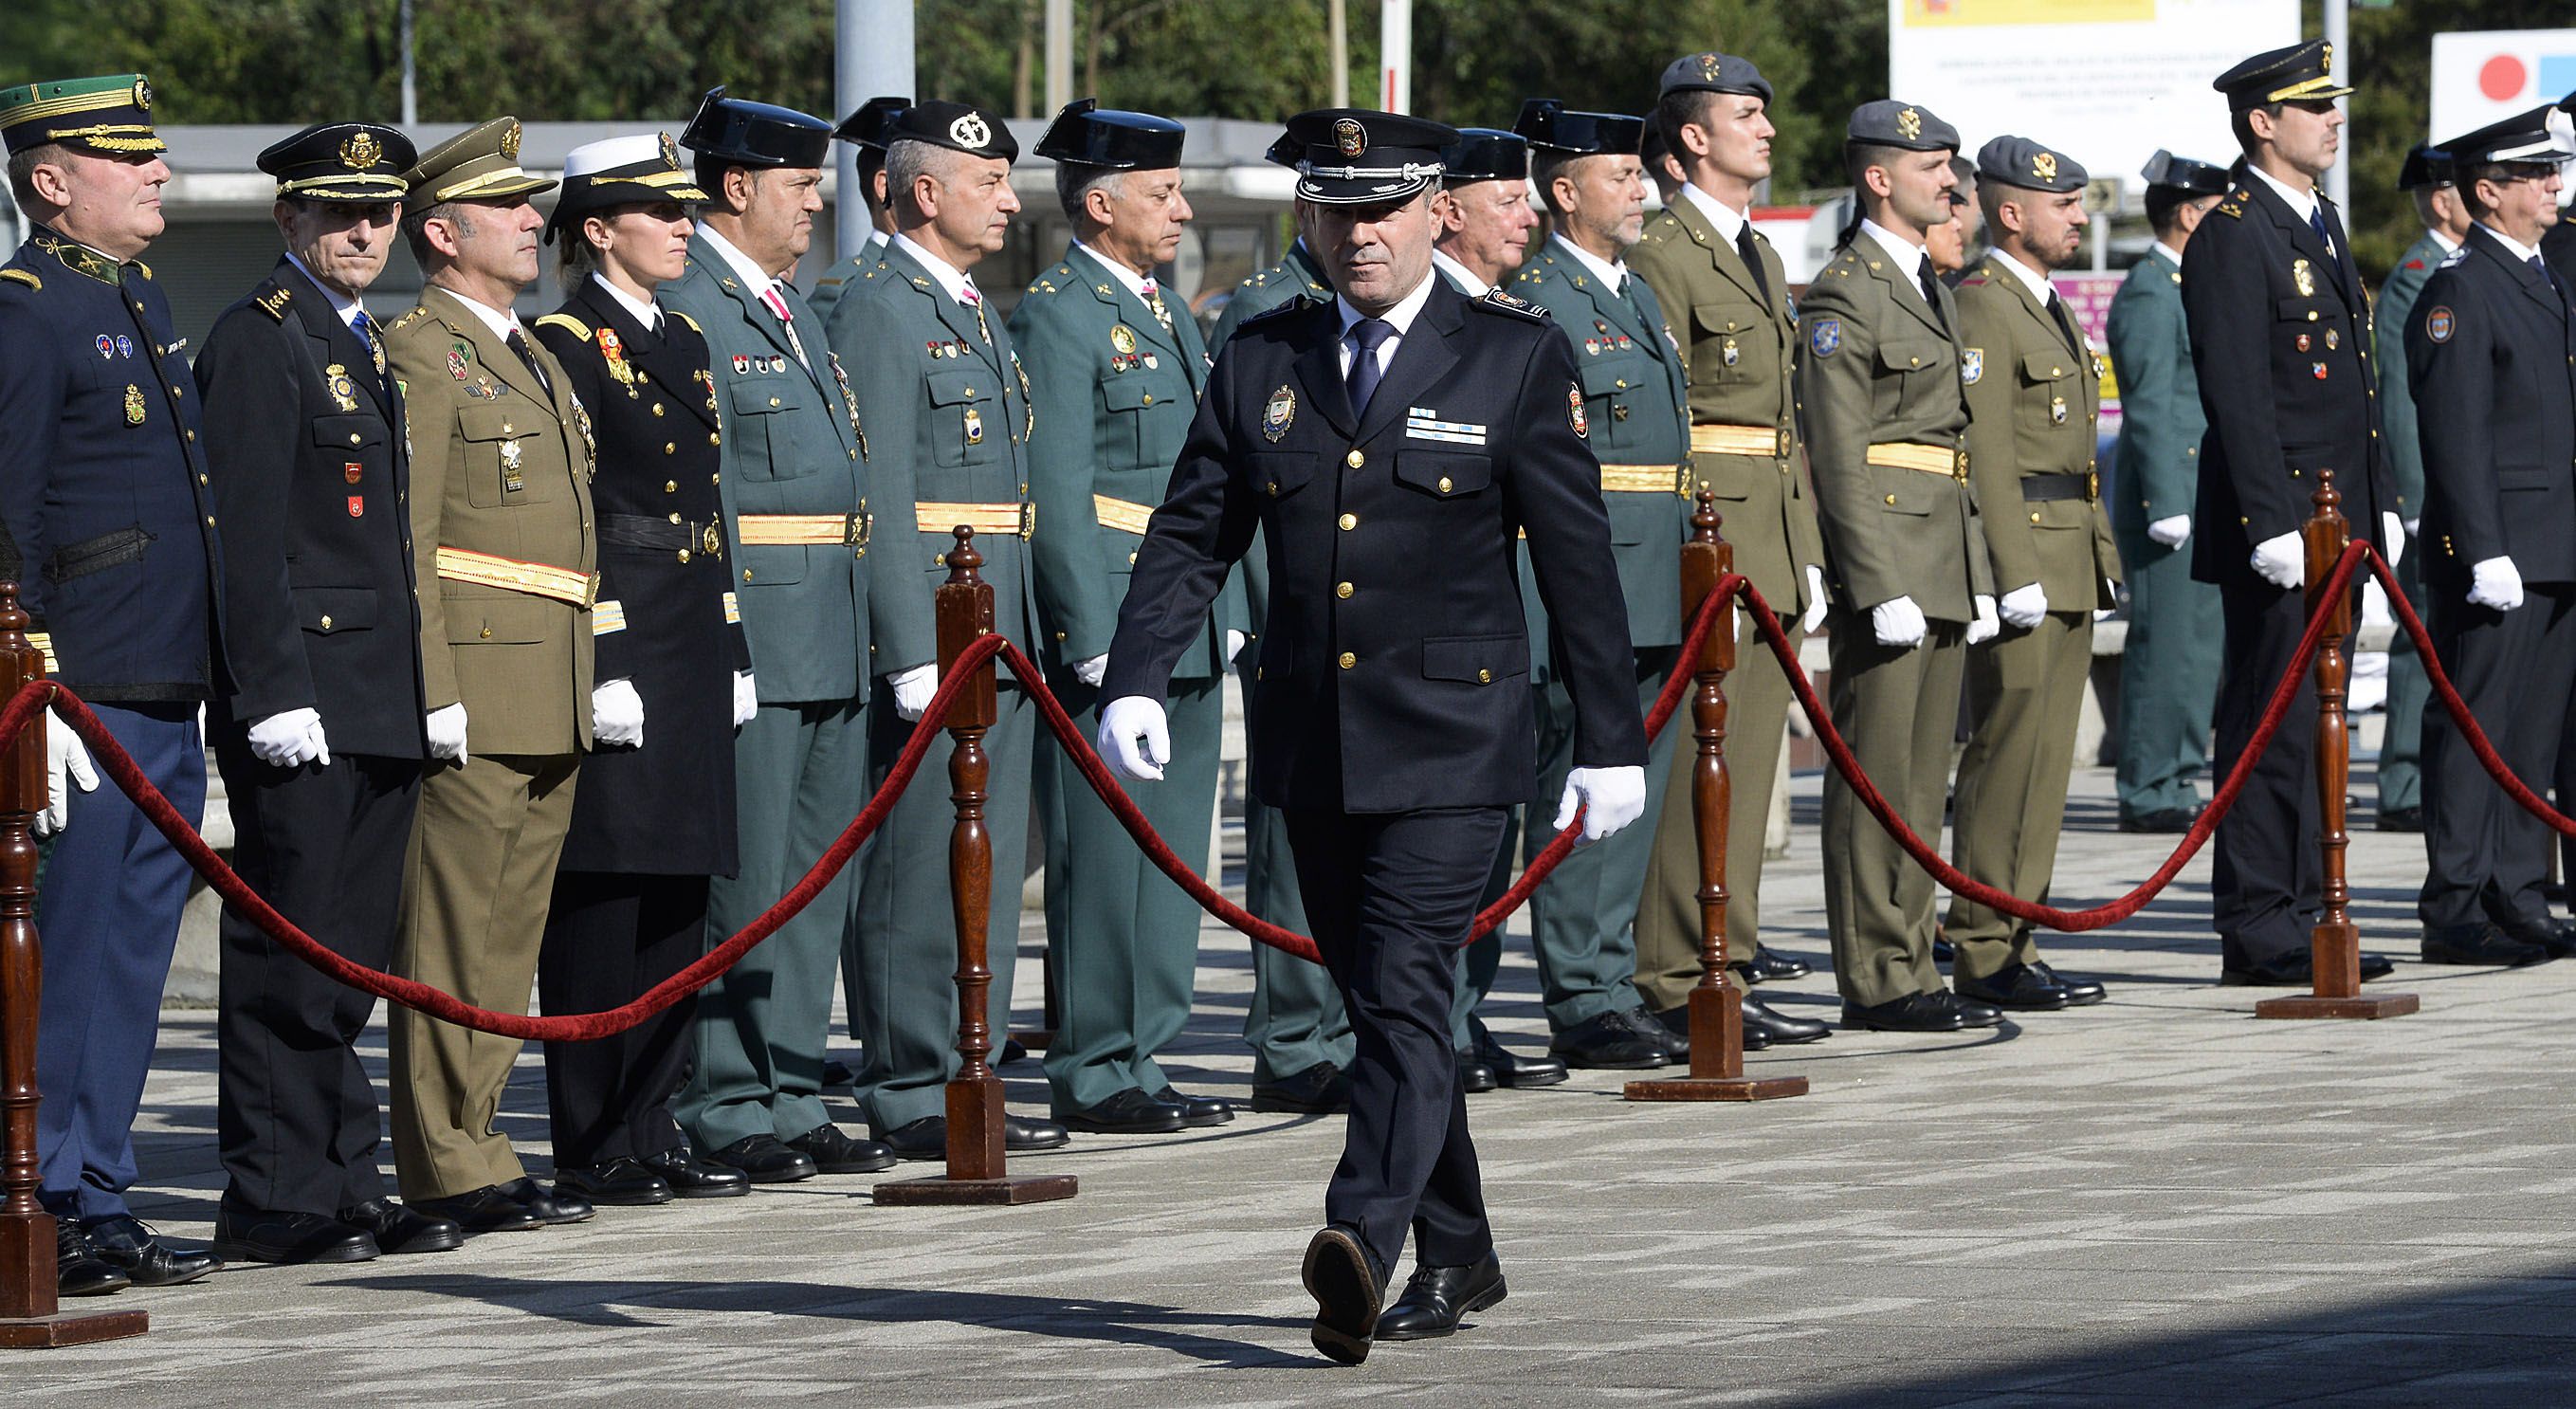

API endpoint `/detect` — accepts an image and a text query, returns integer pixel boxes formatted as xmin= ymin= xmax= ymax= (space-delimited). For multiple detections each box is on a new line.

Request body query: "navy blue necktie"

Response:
xmin=1345 ymin=317 xmax=1394 ymax=417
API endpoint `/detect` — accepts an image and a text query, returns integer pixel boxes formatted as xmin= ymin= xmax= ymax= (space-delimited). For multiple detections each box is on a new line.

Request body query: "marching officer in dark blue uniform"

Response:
xmin=2405 ymin=106 xmax=2576 ymax=967
xmin=2183 ymin=41 xmax=2402 ymax=986
xmin=196 ymin=120 xmax=467 ymax=1266
xmin=532 ymin=133 xmax=762 ymax=1206
xmin=1098 ymin=109 xmax=1647 ymax=1364
xmin=0 ymin=73 xmax=228 ymax=1294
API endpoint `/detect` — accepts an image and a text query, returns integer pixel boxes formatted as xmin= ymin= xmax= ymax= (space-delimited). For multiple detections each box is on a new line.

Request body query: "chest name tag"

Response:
xmin=1404 ymin=408 xmax=1487 ymax=447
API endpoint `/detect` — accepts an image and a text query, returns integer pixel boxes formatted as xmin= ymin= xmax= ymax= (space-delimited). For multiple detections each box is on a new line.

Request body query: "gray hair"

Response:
xmin=1055 ymin=164 xmax=1125 ymax=226
xmin=885 ymin=137 xmax=970 ymax=219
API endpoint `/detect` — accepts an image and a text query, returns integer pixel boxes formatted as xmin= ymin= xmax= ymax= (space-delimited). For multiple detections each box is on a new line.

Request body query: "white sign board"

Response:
xmin=1889 ymin=0 xmax=2299 ymax=190
xmin=2430 ymin=30 xmax=2576 ymax=145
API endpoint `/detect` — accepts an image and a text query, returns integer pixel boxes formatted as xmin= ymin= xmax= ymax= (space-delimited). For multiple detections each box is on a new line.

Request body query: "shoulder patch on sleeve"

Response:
xmin=254 ymin=284 xmax=293 ymax=320
xmin=2424 ymin=305 xmax=2455 ymax=343
xmin=1472 ymin=287 xmax=1547 ymax=322
xmin=534 ymin=313 xmax=591 ymax=339
xmin=1809 ymin=318 xmax=1842 ymax=357
xmin=2402 ymin=259 xmax=2424 ymax=271
xmin=2 ymin=268 xmax=43 ymax=291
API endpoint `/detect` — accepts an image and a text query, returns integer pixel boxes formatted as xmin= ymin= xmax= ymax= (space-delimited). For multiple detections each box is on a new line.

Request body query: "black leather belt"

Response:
xmin=599 ymin=513 xmax=723 ymax=558
xmin=2020 ymin=471 xmax=2097 ymax=503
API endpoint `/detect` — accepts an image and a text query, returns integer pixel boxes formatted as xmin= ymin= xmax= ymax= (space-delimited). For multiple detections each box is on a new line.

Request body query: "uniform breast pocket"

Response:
xmin=312 ymin=414 xmax=384 ymax=455
xmin=728 ymin=378 xmax=812 ymax=481
xmin=1421 ymin=633 xmax=1528 ymax=687
xmin=1878 ymin=467 xmax=1946 ymax=518
xmin=1579 ymin=361 xmax=1641 ymax=450
xmin=458 ymin=405 xmax=557 ymax=508
xmin=293 ymin=586 xmax=378 ymax=634
xmin=2018 ymin=353 xmax=2077 ymax=426
xmin=1877 ymin=339 xmax=1946 ymax=387
xmin=927 ymin=368 xmax=1000 ymax=468
xmin=1392 ymin=450 xmax=1494 ymax=502
xmin=1691 ymin=300 xmax=1763 ymax=379
xmin=1100 ymin=375 xmax=1159 ymax=462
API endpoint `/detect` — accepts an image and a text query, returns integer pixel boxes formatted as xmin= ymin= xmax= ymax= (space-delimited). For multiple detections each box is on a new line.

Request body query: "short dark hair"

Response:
xmin=1654 ymin=89 xmax=1721 ymax=159
xmin=400 ymin=200 xmax=463 ymax=265
xmin=8 ymin=142 xmax=64 ymax=210
xmin=1846 ymin=142 xmax=1909 ymax=194
xmin=694 ymin=156 xmax=767 ymax=216
xmin=855 ymin=148 xmax=887 ymax=214
xmin=2230 ymin=101 xmax=2285 ymax=156
xmin=2145 ymin=185 xmax=2209 ymax=234
xmin=2456 ymin=161 xmax=2519 ymax=220
xmin=1530 ymin=150 xmax=1576 ymax=215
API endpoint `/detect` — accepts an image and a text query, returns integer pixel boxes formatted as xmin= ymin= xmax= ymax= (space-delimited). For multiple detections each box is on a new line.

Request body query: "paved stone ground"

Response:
xmin=13 ymin=760 xmax=2576 ymax=1407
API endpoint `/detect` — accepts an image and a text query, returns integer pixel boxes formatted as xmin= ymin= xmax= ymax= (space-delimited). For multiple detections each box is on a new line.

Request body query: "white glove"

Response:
xmin=1225 ymin=629 xmax=1249 ymax=665
xmin=1801 ymin=565 xmax=1830 ymax=633
xmin=2250 ymin=531 xmax=2305 ymax=590
xmin=889 ymin=664 xmax=939 ymax=722
xmin=247 ymin=707 xmax=331 ymax=768
xmin=36 ymin=713 xmax=96 ymax=837
xmin=1554 ymin=764 xmax=1648 ymax=845
xmin=2402 ymin=517 xmax=2421 ymax=537
xmin=1072 ymin=653 xmax=1108 ymax=687
xmin=1098 ymin=694 xmax=1170 ymax=782
xmin=1870 ymin=595 xmax=1927 ymax=648
xmin=2146 ymin=514 xmax=2192 ymax=548
xmin=732 ymin=670 xmax=758 ymax=727
xmin=2469 ymin=556 xmax=2525 ymax=613
xmin=1966 ymin=594 xmax=2001 ymax=645
xmin=1998 ymin=582 xmax=2048 ymax=630
xmin=592 ymin=678 xmax=645 ymax=749
xmin=425 ymin=703 xmax=469 ymax=765
xmin=2382 ymin=512 xmax=2405 ymax=570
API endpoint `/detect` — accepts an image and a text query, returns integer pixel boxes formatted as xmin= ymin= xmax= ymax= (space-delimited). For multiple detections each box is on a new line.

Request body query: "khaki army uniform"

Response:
xmin=1626 ymin=194 xmax=1827 ymax=1006
xmin=1946 ymin=253 xmax=2119 ymax=981
xmin=1796 ymin=236 xmax=1992 ymax=1009
xmin=385 ymin=284 xmax=596 ymax=1198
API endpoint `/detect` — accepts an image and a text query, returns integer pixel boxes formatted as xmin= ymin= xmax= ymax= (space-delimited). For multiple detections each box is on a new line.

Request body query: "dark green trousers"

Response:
xmin=1041 ymin=674 xmax=1223 ymax=1112
xmin=2380 ymin=543 xmax=2428 ymax=812
xmin=2112 ymin=532 xmax=2222 ymax=820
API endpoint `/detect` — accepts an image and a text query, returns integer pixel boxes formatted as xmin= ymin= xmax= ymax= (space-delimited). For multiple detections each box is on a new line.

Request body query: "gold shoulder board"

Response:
xmin=534 ymin=313 xmax=591 ymax=339
xmin=0 ymin=269 xmax=40 ymax=291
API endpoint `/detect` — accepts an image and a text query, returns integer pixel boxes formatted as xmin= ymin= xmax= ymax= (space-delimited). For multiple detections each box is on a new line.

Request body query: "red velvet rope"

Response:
xmin=2367 ymin=551 xmax=2576 ymax=836
xmin=1728 ymin=541 xmax=2370 ymax=931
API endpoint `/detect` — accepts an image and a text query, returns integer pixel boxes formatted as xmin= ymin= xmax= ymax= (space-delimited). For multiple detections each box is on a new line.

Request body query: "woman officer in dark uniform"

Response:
xmin=532 ymin=133 xmax=755 ymax=1204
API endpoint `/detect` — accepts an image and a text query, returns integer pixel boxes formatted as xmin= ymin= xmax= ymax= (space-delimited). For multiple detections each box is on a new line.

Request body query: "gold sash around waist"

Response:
xmin=738 ymin=512 xmax=870 ymax=547
xmin=433 ymin=546 xmax=597 ymax=608
xmin=915 ymin=501 xmax=1036 ymax=540
xmin=1689 ymin=423 xmax=1790 ymax=459
xmin=1866 ymin=442 xmax=1968 ymax=479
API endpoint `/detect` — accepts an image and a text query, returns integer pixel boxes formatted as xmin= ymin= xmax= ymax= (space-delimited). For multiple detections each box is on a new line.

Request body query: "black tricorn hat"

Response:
xmin=1035 ymin=99 xmax=1185 ymax=170
xmin=1442 ymin=127 xmax=1527 ymax=184
xmin=1513 ymin=99 xmax=1645 ymax=156
xmin=831 ymin=95 xmax=910 ymax=152
xmin=677 ymin=86 xmax=831 ymax=169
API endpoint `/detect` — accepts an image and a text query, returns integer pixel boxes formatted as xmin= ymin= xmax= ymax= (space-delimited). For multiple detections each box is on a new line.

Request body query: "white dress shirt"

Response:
xmin=1334 ymin=271 xmax=1438 ymax=380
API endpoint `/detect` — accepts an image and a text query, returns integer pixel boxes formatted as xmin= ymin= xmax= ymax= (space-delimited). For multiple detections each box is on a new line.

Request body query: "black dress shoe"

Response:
xmin=2029 ymin=961 xmax=2107 ymax=1006
xmin=338 ymin=1198 xmax=466 ymax=1254
xmin=1000 ymin=1038 xmax=1030 ymax=1065
xmin=1930 ymin=936 xmax=1955 ymax=964
xmin=1149 ymin=1087 xmax=1235 ymax=1126
xmin=2499 ymin=916 xmax=2576 ymax=960
xmin=2421 ymin=923 xmax=2549 ymax=967
xmin=2120 ymin=806 xmax=2201 ymax=833
xmin=498 ymin=1176 xmax=594 ymax=1225
xmin=553 ymin=1158 xmax=674 ymax=1206
xmin=788 ymin=1124 xmax=900 ymax=1173
xmin=2375 ymin=804 xmax=2424 ymax=833
xmin=1646 ymin=1003 xmax=1768 ymax=1052
xmin=638 ymin=1146 xmax=751 ymax=1199
xmin=703 ymin=1133 xmax=819 ymax=1183
xmin=1737 ymin=946 xmax=1814 ymax=983
xmin=1843 ymin=992 xmax=1965 ymax=1033
xmin=1471 ymin=1023 xmax=1569 ymax=1087
xmin=411 ymin=1184 xmax=545 ymax=1234
xmin=212 ymin=1203 xmax=377 ymax=1264
xmin=821 ymin=1058 xmax=858 ymax=1089
xmin=1943 ymin=990 xmax=2004 ymax=1028
xmin=1376 ymin=1252 xmax=1507 ymax=1341
xmin=1955 ymin=961 xmax=2073 ymax=1011
xmin=879 ymin=1114 xmax=1072 ymax=1160
xmin=1302 ymin=1225 xmax=1384 ymax=1366
xmin=1453 ymin=1052 xmax=1498 ymax=1094
xmin=1744 ymin=994 xmax=1832 ymax=1044
xmin=1251 ymin=1061 xmax=1351 ymax=1114
xmin=84 ymin=1215 xmax=221 ymax=1287
xmin=1614 ymin=1003 xmax=1686 ymax=1059
xmin=1548 ymin=1011 xmax=1667 ymax=1069
xmin=57 ymin=1221 xmax=129 ymax=1297
xmin=1059 ymin=1088 xmax=1186 ymax=1134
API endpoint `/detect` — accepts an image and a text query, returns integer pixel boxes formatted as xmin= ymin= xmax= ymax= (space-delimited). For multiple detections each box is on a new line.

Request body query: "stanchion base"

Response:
xmin=0 ymin=1309 xmax=150 ymax=1348
xmin=2254 ymin=993 xmax=2421 ymax=1020
xmin=873 ymin=1173 xmax=1079 ymax=1206
xmin=1623 ymin=1075 xmax=1810 ymax=1102
xmin=1008 ymin=1029 xmax=1053 ymax=1053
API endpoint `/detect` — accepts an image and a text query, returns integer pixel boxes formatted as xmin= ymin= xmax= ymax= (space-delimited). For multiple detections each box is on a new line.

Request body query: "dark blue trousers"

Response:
xmin=37 ymin=701 xmax=205 ymax=1220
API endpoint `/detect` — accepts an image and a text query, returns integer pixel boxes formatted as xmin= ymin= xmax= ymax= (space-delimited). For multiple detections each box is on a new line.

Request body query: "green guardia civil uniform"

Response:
xmin=1443 ymin=234 xmax=1689 ymax=1041
xmin=804 ymin=229 xmax=889 ymax=324
xmin=830 ymin=234 xmax=1046 ymax=1134
xmin=1208 ymin=238 xmax=1354 ymax=1084
xmin=1797 ymin=148 xmax=1995 ymax=1006
xmin=2108 ymin=242 xmax=2222 ymax=822
xmin=1012 ymin=241 xmax=1241 ymax=1112
xmin=1626 ymin=189 xmax=1828 ymax=1010
xmin=660 ymin=220 xmax=913 ymax=1152
xmin=2372 ymin=229 xmax=2449 ymax=816
xmin=1946 ymin=241 xmax=2120 ymax=981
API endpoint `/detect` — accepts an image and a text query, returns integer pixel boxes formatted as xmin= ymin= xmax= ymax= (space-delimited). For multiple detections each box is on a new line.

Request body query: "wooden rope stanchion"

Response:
xmin=877 ymin=532 xmax=1077 ymax=1205
xmin=0 ymin=583 xmax=147 ymax=1347
xmin=2256 ymin=471 xmax=2419 ymax=1020
xmin=1628 ymin=496 xmax=1809 ymax=1102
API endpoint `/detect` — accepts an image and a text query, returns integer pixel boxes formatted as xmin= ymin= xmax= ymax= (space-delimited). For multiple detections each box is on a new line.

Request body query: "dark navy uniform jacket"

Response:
xmin=193 ymin=258 xmax=426 ymax=755
xmin=535 ymin=277 xmax=750 ymax=876
xmin=1104 ymin=277 xmax=1647 ymax=814
xmin=0 ymin=226 xmax=224 ymax=701
xmin=2404 ymin=224 xmax=2576 ymax=593
xmin=2180 ymin=162 xmax=2396 ymax=586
